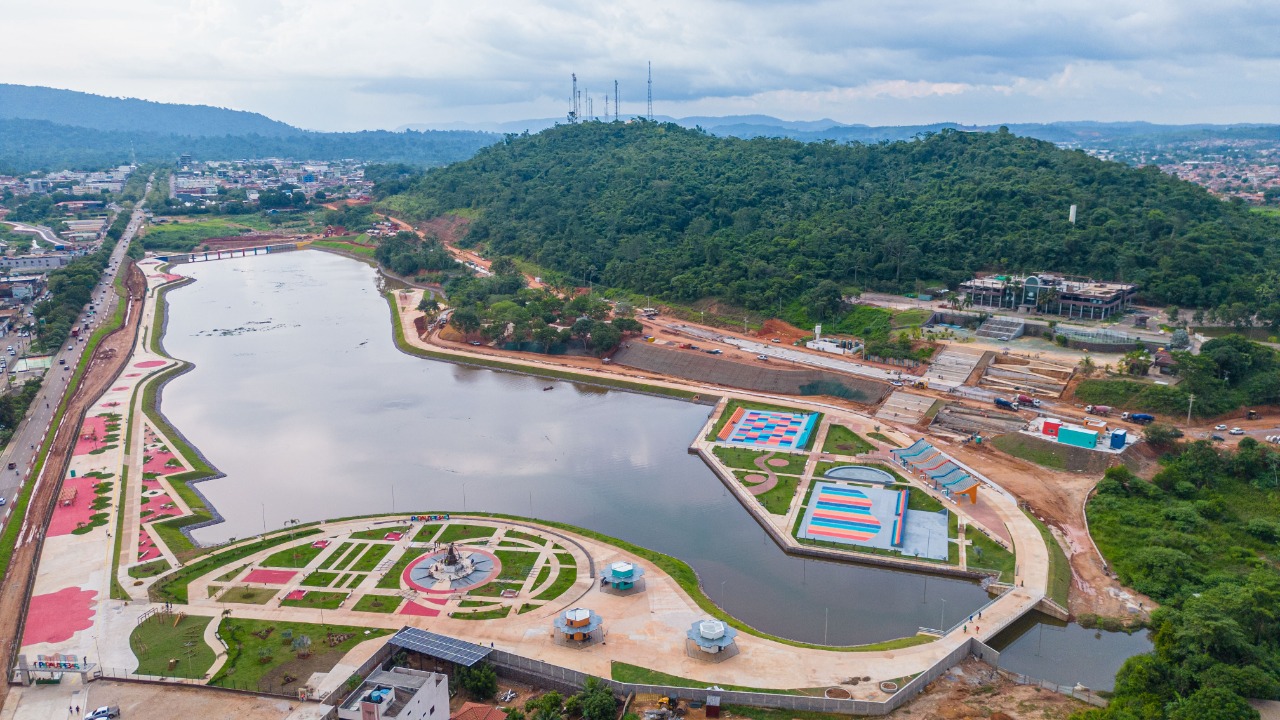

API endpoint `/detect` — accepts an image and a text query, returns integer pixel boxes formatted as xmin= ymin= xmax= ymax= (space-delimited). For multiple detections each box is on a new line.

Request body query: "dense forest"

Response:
xmin=0 ymin=119 xmax=498 ymax=174
xmin=383 ymin=121 xmax=1280 ymax=313
xmin=1082 ymin=447 xmax=1280 ymax=719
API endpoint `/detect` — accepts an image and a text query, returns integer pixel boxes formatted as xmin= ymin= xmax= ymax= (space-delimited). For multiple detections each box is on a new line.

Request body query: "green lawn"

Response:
xmin=280 ymin=591 xmax=348 ymax=610
xmin=812 ymin=461 xmax=908 ymax=483
xmin=319 ymin=542 xmax=354 ymax=570
xmin=712 ymin=446 xmax=808 ymax=474
xmin=468 ymin=581 xmax=523 ymax=597
xmin=211 ymin=618 xmax=389 ymax=691
xmin=349 ymin=526 xmax=408 ymax=540
xmin=990 ymin=433 xmax=1069 ymax=470
xmin=376 ymin=549 xmax=424 ymax=589
xmin=220 ymin=586 xmax=278 ymax=605
xmin=754 ymin=475 xmax=801 ymax=515
xmin=333 ymin=543 xmax=366 ymax=571
xmin=822 ymin=425 xmax=874 ymax=455
xmin=128 ymin=558 xmax=171 ymax=578
xmin=455 ymin=606 xmax=511 ymax=620
xmin=437 ymin=523 xmax=497 ymax=544
xmin=494 ymin=549 xmax=540 ymax=581
xmin=301 ymin=571 xmax=340 ymax=587
xmin=502 ymin=530 xmax=545 ymax=545
xmin=130 ymin=614 xmax=216 ymax=678
xmin=905 ymin=488 xmax=945 ymax=513
xmin=261 ymin=541 xmax=328 ymax=569
xmin=533 ymin=565 xmax=578 ymax=601
xmin=349 ymin=543 xmax=392 ymax=572
xmin=966 ymin=529 xmax=1015 ymax=582
xmin=150 ymin=529 xmax=321 ymax=604
xmin=353 ymin=594 xmax=402 ymax=613
xmin=867 ymin=431 xmax=901 ymax=448
xmin=610 ymin=662 xmax=802 ymax=694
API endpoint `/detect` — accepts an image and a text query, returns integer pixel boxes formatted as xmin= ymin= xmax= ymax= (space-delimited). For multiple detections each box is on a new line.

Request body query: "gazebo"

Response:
xmin=553 ymin=608 xmax=604 ymax=646
xmin=599 ymin=561 xmax=645 ymax=594
xmin=686 ymin=619 xmax=739 ymax=661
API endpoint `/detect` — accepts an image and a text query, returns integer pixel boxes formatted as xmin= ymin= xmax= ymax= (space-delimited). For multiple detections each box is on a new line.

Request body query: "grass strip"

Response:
xmin=1026 ymin=511 xmax=1072 ymax=607
xmin=610 ymin=661 xmax=800 ymax=695
xmin=349 ymin=525 xmax=408 ymax=540
xmin=376 ymin=548 xmax=424 ymax=589
xmin=109 ymin=467 xmax=130 ymax=599
xmin=533 ymin=566 xmax=577 ymax=601
xmin=965 ymin=528 xmax=1015 ymax=583
xmin=455 ymin=605 xmax=511 ymax=620
xmin=821 ymin=425 xmax=874 ymax=455
xmin=350 ymin=543 xmax=392 ymax=572
xmin=333 ymin=542 xmax=366 ymax=571
xmin=353 ymin=594 xmax=401 ymax=613
xmin=262 ymin=541 xmax=328 ymax=569
xmin=320 ymin=542 xmax=353 ymax=570
xmin=280 ymin=590 xmax=347 ymax=610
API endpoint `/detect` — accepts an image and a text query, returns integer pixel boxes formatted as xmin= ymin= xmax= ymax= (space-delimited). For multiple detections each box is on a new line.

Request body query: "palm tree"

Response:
xmin=1078 ymin=356 xmax=1097 ymax=377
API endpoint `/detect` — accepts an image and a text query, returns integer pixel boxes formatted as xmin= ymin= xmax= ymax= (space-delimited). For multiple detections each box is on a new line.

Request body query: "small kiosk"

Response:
xmin=599 ymin=561 xmax=646 ymax=594
xmin=553 ymin=607 xmax=604 ymax=647
xmin=686 ymin=619 xmax=740 ymax=661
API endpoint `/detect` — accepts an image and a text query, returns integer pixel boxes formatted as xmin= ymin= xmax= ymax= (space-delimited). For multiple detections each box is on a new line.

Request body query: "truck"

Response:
xmin=1017 ymin=394 xmax=1042 ymax=408
xmin=70 ymin=326 xmax=80 ymax=338
xmin=1085 ymin=405 xmax=1112 ymax=416
xmin=994 ymin=397 xmax=1020 ymax=411
xmin=1129 ymin=413 xmax=1155 ymax=425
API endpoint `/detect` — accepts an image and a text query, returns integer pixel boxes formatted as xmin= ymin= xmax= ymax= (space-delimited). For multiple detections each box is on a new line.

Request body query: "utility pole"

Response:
xmin=1187 ymin=393 xmax=1195 ymax=425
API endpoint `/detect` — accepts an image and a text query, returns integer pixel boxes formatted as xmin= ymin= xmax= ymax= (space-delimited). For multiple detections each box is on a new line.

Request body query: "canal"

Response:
xmin=159 ymin=250 xmax=1149 ymax=689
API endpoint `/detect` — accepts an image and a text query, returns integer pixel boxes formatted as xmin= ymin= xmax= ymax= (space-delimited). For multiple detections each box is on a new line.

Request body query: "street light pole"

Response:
xmin=1186 ymin=393 xmax=1195 ymax=425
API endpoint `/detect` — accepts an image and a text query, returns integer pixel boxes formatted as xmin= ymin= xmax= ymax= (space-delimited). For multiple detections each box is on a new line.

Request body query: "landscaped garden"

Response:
xmin=211 ymin=618 xmax=389 ymax=693
xmin=129 ymin=613 xmax=216 ymax=679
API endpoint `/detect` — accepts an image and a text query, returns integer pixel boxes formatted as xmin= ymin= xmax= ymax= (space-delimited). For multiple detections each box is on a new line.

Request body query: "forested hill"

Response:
xmin=0 ymin=84 xmax=298 ymax=137
xmin=0 ymin=118 xmax=499 ymax=174
xmin=383 ymin=121 xmax=1280 ymax=311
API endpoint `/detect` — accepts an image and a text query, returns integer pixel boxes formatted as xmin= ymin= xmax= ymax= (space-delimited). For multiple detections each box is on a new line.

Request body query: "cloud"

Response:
xmin=4 ymin=0 xmax=1280 ymax=129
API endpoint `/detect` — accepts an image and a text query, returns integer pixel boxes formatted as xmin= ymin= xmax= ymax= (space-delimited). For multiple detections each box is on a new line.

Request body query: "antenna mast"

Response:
xmin=614 ymin=80 xmax=619 ymax=121
xmin=646 ymin=62 xmax=653 ymax=120
xmin=568 ymin=73 xmax=579 ymax=123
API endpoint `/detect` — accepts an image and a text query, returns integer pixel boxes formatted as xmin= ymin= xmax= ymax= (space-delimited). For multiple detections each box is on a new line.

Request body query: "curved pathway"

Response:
xmin=745 ymin=452 xmax=784 ymax=496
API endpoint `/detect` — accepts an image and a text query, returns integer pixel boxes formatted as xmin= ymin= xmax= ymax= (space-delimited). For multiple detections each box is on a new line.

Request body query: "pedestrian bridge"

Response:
xmin=156 ymin=240 xmax=311 ymax=265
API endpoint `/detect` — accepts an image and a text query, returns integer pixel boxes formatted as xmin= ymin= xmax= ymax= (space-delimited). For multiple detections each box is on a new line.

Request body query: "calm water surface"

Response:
xmin=160 ymin=251 xmax=1148 ymax=685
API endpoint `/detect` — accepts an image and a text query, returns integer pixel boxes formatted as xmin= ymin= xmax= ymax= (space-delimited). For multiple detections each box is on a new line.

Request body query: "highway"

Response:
xmin=0 ymin=188 xmax=148 ymax=519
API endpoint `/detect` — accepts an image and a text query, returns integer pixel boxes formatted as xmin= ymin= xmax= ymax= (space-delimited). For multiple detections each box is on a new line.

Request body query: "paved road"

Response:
xmin=0 ymin=188 xmax=149 ymax=514
xmin=664 ymin=323 xmax=904 ymax=383
xmin=2 ymin=221 xmax=57 ymax=252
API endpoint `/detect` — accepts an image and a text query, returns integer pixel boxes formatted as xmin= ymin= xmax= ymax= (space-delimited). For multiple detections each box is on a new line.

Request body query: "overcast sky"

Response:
xmin=7 ymin=0 xmax=1280 ymax=131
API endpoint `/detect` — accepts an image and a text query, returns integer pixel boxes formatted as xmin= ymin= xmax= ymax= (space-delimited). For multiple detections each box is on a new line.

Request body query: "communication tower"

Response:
xmin=614 ymin=80 xmax=619 ymax=121
xmin=646 ymin=62 xmax=653 ymax=120
xmin=568 ymin=73 xmax=579 ymax=124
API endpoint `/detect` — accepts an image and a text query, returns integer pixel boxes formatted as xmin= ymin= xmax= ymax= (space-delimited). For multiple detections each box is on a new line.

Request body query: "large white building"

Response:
xmin=336 ymin=667 xmax=451 ymax=720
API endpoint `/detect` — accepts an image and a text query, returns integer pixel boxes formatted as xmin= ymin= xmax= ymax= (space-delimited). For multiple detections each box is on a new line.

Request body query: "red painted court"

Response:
xmin=244 ymin=569 xmax=298 ymax=584
xmin=399 ymin=601 xmax=440 ymax=617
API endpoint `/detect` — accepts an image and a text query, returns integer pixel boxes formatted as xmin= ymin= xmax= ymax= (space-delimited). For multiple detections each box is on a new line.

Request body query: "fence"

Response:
xmin=1002 ymin=671 xmax=1109 ymax=707
xmin=485 ymin=637 xmax=983 ymax=716
xmin=93 ymin=666 xmax=297 ymax=698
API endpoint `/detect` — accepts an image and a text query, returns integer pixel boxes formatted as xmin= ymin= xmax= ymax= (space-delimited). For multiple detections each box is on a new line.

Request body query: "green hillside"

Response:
xmin=383 ymin=121 xmax=1280 ymax=312
xmin=0 ymin=118 xmax=498 ymax=174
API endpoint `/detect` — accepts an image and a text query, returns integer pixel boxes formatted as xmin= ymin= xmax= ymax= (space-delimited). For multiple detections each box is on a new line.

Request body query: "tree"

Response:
xmin=457 ymin=662 xmax=498 ymax=700
xmin=450 ymin=307 xmax=483 ymax=336
xmin=1078 ymin=356 xmax=1097 ymax=377
xmin=1170 ymin=328 xmax=1190 ymax=349
xmin=589 ymin=323 xmax=622 ymax=354
xmin=611 ymin=317 xmax=642 ymax=334
xmin=578 ymin=678 xmax=617 ymax=720
xmin=490 ymin=256 xmax=520 ymax=276
xmin=417 ymin=296 xmax=441 ymax=315
xmin=1167 ymin=687 xmax=1258 ymax=720
xmin=1143 ymin=423 xmax=1183 ymax=448
xmin=808 ymin=280 xmax=844 ymax=320
xmin=1166 ymin=305 xmax=1181 ymax=324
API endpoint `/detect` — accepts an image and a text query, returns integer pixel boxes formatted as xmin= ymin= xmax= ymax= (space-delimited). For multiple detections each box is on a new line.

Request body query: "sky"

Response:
xmin=7 ymin=0 xmax=1280 ymax=132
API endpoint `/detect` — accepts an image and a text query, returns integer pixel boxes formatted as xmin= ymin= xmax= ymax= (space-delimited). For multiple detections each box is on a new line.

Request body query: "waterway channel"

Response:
xmin=158 ymin=250 xmax=1149 ymax=689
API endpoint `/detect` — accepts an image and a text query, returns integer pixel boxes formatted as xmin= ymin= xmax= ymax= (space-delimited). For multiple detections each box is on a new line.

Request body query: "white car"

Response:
xmin=1214 ymin=424 xmax=1228 ymax=431
xmin=1229 ymin=427 xmax=1245 ymax=435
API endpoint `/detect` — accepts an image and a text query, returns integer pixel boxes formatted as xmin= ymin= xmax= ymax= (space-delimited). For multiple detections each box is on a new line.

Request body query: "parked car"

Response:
xmin=1214 ymin=424 xmax=1228 ymax=431
xmin=84 ymin=707 xmax=120 ymax=720
xmin=1211 ymin=434 xmax=1226 ymax=442
xmin=1229 ymin=427 xmax=1245 ymax=435
xmin=890 ymin=380 xmax=904 ymax=387
xmin=756 ymin=354 xmax=768 ymax=361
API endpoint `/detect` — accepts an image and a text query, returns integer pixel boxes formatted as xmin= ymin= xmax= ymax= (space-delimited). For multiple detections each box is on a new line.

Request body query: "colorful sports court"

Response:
xmin=799 ymin=482 xmax=904 ymax=550
xmin=717 ymin=408 xmax=817 ymax=450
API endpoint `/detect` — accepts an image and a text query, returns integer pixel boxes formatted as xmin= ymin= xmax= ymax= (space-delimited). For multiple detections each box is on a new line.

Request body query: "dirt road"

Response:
xmin=946 ymin=439 xmax=1152 ymax=620
xmin=0 ymin=260 xmax=145 ymax=707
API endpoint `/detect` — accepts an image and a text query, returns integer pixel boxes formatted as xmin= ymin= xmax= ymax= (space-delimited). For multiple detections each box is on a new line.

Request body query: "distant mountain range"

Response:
xmin=403 ymin=115 xmax=1280 ymax=147
xmin=4 ymin=83 xmax=1279 ymax=175
xmin=0 ymin=83 xmax=299 ymax=137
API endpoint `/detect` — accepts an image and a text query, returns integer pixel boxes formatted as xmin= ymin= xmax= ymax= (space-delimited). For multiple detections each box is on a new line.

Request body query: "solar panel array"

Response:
xmin=389 ymin=627 xmax=493 ymax=667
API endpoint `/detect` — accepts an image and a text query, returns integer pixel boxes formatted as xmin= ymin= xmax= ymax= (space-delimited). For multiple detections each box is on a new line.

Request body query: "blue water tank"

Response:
xmin=1110 ymin=429 xmax=1127 ymax=449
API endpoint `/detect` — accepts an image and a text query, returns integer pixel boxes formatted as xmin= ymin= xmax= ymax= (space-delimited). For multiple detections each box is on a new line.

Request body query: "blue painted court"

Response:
xmin=718 ymin=408 xmax=817 ymax=450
